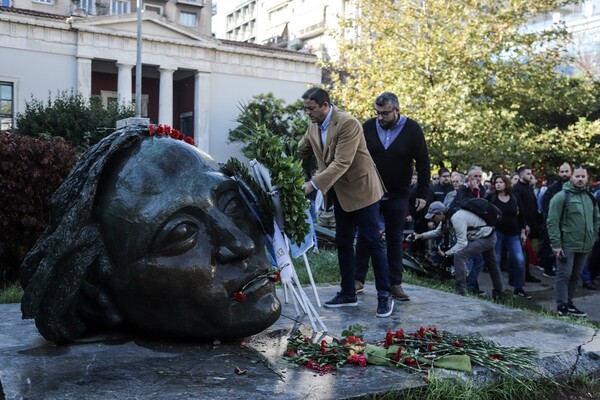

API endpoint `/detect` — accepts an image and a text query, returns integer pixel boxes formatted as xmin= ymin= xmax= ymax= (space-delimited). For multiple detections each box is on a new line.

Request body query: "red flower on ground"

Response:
xmin=234 ymin=292 xmax=246 ymax=302
xmin=385 ymin=330 xmax=394 ymax=347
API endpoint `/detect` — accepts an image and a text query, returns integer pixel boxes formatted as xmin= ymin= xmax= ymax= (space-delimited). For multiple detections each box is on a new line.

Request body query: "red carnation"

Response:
xmin=385 ymin=330 xmax=394 ymax=347
xmin=269 ymin=271 xmax=281 ymax=283
xmin=184 ymin=136 xmax=195 ymax=145
xmin=234 ymin=292 xmax=246 ymax=302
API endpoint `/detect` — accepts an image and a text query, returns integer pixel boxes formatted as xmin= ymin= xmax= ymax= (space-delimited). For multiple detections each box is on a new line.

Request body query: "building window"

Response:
xmin=144 ymin=4 xmax=162 ymax=15
xmin=0 ymin=82 xmax=13 ymax=132
xmin=179 ymin=11 xmax=197 ymax=27
xmin=33 ymin=0 xmax=53 ymax=4
xmin=111 ymin=0 xmax=130 ymax=15
xmin=80 ymin=0 xmax=96 ymax=14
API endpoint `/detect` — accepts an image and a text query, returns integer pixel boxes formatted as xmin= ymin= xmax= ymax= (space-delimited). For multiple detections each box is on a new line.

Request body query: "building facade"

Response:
xmin=526 ymin=0 xmax=600 ymax=77
xmin=0 ymin=2 xmax=320 ymax=162
xmin=220 ymin=0 xmax=358 ymax=60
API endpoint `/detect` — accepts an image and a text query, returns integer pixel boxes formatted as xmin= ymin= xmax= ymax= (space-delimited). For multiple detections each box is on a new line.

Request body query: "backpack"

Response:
xmin=559 ymin=189 xmax=597 ymax=225
xmin=459 ymin=198 xmax=503 ymax=227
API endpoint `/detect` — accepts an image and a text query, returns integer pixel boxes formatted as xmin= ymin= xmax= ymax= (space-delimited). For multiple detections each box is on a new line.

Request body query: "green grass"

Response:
xmin=0 ymin=282 xmax=23 ymax=304
xmin=375 ymin=373 xmax=600 ymax=400
xmin=295 ymin=249 xmax=600 ymax=329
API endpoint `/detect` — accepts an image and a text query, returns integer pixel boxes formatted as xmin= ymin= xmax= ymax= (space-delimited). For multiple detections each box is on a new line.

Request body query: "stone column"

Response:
xmin=194 ymin=71 xmax=210 ymax=151
xmin=116 ymin=62 xmax=133 ymax=106
xmin=76 ymin=57 xmax=92 ymax=98
xmin=158 ymin=67 xmax=175 ymax=126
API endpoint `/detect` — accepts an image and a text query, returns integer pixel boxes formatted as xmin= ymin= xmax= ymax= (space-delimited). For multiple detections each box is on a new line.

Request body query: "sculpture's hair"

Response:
xmin=20 ymin=125 xmax=147 ymax=344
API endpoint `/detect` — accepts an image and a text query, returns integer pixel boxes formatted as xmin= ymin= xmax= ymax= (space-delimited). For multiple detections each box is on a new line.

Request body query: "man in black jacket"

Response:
xmin=355 ymin=92 xmax=430 ymax=301
xmin=428 ymin=167 xmax=454 ymax=204
xmin=513 ymin=166 xmax=543 ymax=283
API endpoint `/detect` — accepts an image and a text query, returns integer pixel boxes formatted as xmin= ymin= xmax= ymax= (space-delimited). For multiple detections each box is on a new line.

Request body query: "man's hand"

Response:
xmin=552 ymin=247 xmax=563 ymax=257
xmin=437 ymin=245 xmax=446 ymax=257
xmin=302 ymin=182 xmax=314 ymax=196
xmin=407 ymin=232 xmax=421 ymax=241
xmin=415 ymin=198 xmax=426 ymax=212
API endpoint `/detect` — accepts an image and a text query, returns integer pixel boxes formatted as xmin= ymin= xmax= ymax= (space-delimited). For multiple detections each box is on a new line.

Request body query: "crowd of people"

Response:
xmin=298 ymin=86 xmax=600 ymax=319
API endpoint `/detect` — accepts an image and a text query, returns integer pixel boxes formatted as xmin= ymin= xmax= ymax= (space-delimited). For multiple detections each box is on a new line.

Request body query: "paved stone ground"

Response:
xmin=1 ymin=282 xmax=599 ymax=399
xmin=476 ymin=263 xmax=600 ymax=325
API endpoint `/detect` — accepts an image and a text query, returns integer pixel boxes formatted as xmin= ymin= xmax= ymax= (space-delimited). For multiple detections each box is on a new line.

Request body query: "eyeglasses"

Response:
xmin=374 ymin=109 xmax=396 ymax=117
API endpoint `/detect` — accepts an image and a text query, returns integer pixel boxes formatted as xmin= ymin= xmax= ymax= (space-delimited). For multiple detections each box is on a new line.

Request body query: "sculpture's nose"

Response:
xmin=207 ymin=208 xmax=256 ymax=263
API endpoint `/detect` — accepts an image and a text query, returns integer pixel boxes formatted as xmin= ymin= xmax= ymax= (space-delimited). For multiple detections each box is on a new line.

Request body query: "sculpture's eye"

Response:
xmin=218 ymin=190 xmax=245 ymax=218
xmin=153 ymin=216 xmax=199 ymax=256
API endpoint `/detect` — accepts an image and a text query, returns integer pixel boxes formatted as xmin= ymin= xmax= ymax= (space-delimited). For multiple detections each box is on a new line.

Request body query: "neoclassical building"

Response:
xmin=0 ymin=5 xmax=320 ymax=161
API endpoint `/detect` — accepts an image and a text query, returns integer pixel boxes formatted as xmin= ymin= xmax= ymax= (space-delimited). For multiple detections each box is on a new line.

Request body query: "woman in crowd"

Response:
xmin=487 ymin=174 xmax=532 ymax=299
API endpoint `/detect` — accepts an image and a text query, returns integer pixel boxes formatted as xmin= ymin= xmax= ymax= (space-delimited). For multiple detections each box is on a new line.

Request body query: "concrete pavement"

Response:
xmin=0 ymin=282 xmax=599 ymax=399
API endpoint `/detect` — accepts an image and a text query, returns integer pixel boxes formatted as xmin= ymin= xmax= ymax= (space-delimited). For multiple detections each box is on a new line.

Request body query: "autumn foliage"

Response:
xmin=0 ymin=132 xmax=76 ymax=288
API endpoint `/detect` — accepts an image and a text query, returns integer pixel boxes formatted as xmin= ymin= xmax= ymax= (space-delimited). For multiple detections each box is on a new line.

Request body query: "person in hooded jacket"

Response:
xmin=547 ymin=165 xmax=600 ymax=318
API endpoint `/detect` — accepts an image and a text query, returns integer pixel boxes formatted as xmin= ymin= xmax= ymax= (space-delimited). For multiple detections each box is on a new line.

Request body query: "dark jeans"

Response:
xmin=334 ymin=196 xmax=391 ymax=297
xmin=356 ymin=197 xmax=408 ymax=286
xmin=538 ymin=229 xmax=555 ymax=275
xmin=495 ymin=232 xmax=525 ymax=289
xmin=466 ymin=254 xmax=484 ymax=292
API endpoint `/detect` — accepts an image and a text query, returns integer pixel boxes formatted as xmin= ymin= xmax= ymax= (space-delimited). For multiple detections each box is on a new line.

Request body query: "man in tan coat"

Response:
xmin=298 ymin=87 xmax=393 ymax=318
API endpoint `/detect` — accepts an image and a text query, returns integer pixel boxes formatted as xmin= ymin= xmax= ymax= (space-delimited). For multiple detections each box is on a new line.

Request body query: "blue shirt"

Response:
xmin=318 ymin=106 xmax=334 ymax=147
xmin=376 ymin=115 xmax=407 ymax=149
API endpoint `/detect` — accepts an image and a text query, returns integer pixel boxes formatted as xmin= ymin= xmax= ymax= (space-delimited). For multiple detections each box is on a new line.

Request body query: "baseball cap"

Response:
xmin=425 ymin=201 xmax=446 ymax=219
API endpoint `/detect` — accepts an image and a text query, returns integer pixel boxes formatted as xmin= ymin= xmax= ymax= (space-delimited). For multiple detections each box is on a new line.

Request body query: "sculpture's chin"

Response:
xmin=127 ymin=285 xmax=281 ymax=341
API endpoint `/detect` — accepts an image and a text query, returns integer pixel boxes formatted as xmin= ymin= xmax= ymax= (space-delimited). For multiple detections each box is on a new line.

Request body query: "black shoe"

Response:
xmin=514 ymin=288 xmax=532 ymax=300
xmin=557 ymin=306 xmax=569 ymax=317
xmin=323 ymin=292 xmax=358 ymax=308
xmin=468 ymin=288 xmax=486 ymax=296
xmin=567 ymin=303 xmax=587 ymax=317
xmin=525 ymin=275 xmax=541 ymax=283
xmin=543 ymin=270 xmax=556 ymax=278
xmin=583 ymin=281 xmax=598 ymax=290
xmin=376 ymin=296 xmax=394 ymax=318
xmin=492 ymin=290 xmax=504 ymax=302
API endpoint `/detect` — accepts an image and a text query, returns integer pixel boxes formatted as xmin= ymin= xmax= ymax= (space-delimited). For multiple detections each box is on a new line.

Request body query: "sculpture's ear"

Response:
xmin=78 ymin=251 xmax=123 ymax=328
xmin=79 ymin=280 xmax=123 ymax=328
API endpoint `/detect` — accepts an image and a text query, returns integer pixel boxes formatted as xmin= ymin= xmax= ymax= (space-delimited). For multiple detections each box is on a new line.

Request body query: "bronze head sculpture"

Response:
xmin=20 ymin=125 xmax=281 ymax=344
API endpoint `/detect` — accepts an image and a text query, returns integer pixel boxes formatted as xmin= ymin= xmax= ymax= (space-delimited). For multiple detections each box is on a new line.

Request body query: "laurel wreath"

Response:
xmin=222 ymin=122 xmax=310 ymax=245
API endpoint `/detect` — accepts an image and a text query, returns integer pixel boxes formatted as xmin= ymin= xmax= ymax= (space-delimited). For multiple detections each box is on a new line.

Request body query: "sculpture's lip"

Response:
xmin=232 ymin=272 xmax=273 ymax=301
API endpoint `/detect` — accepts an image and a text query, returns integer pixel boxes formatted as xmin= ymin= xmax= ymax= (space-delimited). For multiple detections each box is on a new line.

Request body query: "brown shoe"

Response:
xmin=391 ymin=284 xmax=410 ymax=301
xmin=355 ymin=280 xmax=364 ymax=294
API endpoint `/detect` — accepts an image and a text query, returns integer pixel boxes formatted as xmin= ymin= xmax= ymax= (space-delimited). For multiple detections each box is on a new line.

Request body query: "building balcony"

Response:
xmin=265 ymin=35 xmax=288 ymax=48
xmin=296 ymin=20 xmax=325 ymax=39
